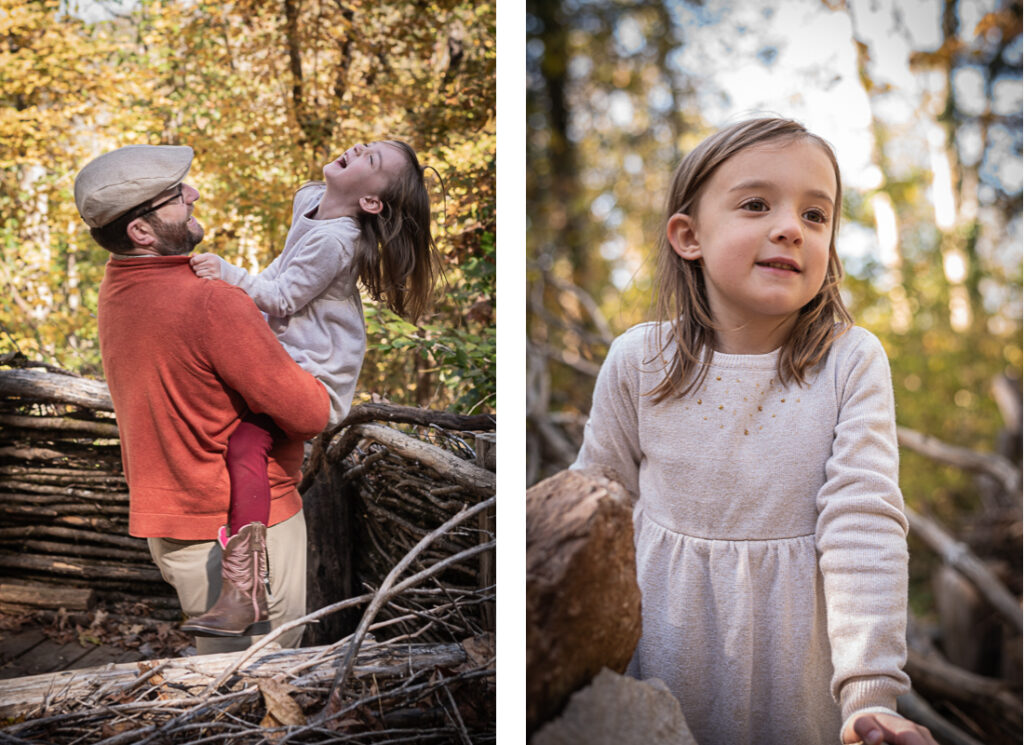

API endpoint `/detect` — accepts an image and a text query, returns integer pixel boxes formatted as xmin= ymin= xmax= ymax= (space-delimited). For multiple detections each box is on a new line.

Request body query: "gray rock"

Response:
xmin=531 ymin=668 xmax=698 ymax=745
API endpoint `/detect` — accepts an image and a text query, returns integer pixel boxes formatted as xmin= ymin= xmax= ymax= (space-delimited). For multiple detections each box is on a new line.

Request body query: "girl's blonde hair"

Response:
xmin=355 ymin=140 xmax=440 ymax=323
xmin=649 ymin=117 xmax=853 ymax=402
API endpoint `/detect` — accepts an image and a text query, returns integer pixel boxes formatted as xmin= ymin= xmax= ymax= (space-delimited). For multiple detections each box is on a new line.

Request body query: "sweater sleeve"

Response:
xmin=571 ymin=329 xmax=643 ymax=499
xmin=814 ymin=330 xmax=910 ymax=723
xmin=217 ymin=230 xmax=351 ymax=319
xmin=200 ymin=284 xmax=330 ymax=440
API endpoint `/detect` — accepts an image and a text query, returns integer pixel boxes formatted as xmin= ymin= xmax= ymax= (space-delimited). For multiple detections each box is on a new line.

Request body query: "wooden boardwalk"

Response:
xmin=0 ymin=626 xmax=143 ymax=680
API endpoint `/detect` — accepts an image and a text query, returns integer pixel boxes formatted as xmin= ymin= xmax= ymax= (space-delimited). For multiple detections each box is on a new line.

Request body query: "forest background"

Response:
xmin=527 ymin=0 xmax=1022 ymax=612
xmin=1 ymin=0 xmax=496 ymax=416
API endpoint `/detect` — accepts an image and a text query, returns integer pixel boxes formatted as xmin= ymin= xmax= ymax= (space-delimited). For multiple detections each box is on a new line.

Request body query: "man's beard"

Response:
xmin=148 ymin=214 xmax=204 ymax=256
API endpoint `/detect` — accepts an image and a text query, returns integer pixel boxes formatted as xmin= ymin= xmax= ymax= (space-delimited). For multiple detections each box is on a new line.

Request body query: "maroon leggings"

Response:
xmin=225 ymin=413 xmax=281 ymax=536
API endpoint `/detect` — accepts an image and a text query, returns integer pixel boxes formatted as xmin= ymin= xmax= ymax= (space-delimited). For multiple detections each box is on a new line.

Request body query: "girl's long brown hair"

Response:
xmin=649 ymin=117 xmax=853 ymax=402
xmin=354 ymin=140 xmax=440 ymax=323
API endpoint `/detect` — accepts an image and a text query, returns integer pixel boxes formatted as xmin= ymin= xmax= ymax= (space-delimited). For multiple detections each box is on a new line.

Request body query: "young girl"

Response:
xmin=573 ymin=119 xmax=937 ymax=745
xmin=181 ymin=140 xmax=438 ymax=637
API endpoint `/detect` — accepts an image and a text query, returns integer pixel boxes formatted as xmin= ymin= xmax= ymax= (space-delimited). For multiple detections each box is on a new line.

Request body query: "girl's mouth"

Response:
xmin=756 ymin=259 xmax=800 ymax=272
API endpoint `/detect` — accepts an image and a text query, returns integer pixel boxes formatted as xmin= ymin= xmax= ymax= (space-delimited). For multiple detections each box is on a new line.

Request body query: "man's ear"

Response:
xmin=359 ymin=195 xmax=383 ymax=215
xmin=666 ymin=213 xmax=701 ymax=261
xmin=126 ymin=218 xmax=157 ymax=247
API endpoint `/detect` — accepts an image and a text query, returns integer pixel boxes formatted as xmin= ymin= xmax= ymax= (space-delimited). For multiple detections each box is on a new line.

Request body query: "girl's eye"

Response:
xmin=804 ymin=209 xmax=828 ymax=224
xmin=741 ymin=199 xmax=769 ymax=212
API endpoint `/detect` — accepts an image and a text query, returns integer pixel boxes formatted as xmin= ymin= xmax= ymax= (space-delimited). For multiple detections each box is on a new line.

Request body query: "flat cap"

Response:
xmin=74 ymin=145 xmax=193 ymax=228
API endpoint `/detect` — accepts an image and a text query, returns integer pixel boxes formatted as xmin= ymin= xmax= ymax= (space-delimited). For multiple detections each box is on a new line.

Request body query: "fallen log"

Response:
xmin=33 ymin=515 xmax=122 ymax=532
xmin=0 ymin=445 xmax=68 ymax=461
xmin=0 ymin=540 xmax=150 ymax=562
xmin=0 ymin=583 xmax=95 ymax=613
xmin=0 ymin=498 xmax=128 ymax=515
xmin=334 ymin=402 xmax=496 ymax=433
xmin=0 ymin=465 xmax=125 ymax=484
xmin=0 ymin=414 xmax=119 ymax=438
xmin=0 ymin=481 xmax=128 ymax=501
xmin=526 ymin=466 xmax=641 ymax=734
xmin=0 ymin=368 xmax=113 ymax=411
xmin=318 ymin=423 xmax=496 ymax=497
xmin=0 ymin=552 xmax=163 ymax=584
xmin=0 ymin=638 xmax=467 ymax=719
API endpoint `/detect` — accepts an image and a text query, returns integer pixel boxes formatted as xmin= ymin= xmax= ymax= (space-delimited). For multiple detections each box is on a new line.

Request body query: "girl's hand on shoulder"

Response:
xmin=843 ymin=711 xmax=938 ymax=745
xmin=190 ymin=253 xmax=221 ymax=280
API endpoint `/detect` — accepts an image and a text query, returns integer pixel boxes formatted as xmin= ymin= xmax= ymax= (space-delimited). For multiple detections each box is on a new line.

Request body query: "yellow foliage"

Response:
xmin=1 ymin=0 xmax=496 ymax=411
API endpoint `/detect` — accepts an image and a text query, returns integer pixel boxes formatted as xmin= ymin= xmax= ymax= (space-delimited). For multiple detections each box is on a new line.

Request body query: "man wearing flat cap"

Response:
xmin=76 ymin=145 xmax=330 ymax=654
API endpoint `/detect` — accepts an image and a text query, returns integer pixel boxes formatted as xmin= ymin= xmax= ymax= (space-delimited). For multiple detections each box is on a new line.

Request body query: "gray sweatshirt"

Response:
xmin=217 ymin=183 xmax=366 ymax=428
xmin=573 ymin=323 xmax=910 ymax=744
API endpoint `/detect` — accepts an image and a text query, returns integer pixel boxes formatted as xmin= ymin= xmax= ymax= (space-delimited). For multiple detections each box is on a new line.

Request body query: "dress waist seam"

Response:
xmin=637 ymin=508 xmax=815 ymax=543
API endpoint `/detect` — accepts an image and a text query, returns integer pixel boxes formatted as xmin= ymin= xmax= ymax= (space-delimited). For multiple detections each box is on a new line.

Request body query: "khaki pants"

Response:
xmin=148 ymin=509 xmax=307 ymax=654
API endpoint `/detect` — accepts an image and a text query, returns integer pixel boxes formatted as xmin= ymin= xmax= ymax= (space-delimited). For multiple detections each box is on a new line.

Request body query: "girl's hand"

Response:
xmin=190 ymin=253 xmax=221 ymax=280
xmin=843 ymin=711 xmax=939 ymax=745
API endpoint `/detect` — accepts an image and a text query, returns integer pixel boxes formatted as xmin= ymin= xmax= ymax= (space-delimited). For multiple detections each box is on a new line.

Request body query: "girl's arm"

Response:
xmin=814 ymin=330 xmax=914 ymax=733
xmin=571 ymin=327 xmax=644 ymax=498
xmin=216 ymin=230 xmax=354 ymax=318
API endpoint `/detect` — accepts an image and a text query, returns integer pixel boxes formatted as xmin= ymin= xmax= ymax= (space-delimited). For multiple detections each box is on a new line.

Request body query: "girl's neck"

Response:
xmin=713 ymin=314 xmax=796 ymax=355
xmin=312 ymin=189 xmax=360 ymax=220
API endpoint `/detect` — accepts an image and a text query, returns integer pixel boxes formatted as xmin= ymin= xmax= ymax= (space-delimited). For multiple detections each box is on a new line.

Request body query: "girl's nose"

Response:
xmin=771 ymin=212 xmax=803 ymax=244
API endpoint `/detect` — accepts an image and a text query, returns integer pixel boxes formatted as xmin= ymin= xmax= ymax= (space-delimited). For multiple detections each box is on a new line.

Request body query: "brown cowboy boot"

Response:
xmin=181 ymin=522 xmax=271 ymax=637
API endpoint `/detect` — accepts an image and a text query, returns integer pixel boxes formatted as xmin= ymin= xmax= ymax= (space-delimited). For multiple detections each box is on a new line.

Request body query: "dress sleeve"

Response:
xmin=571 ymin=330 xmax=643 ymax=499
xmin=217 ymin=230 xmax=352 ymax=318
xmin=814 ymin=330 xmax=911 ymax=723
xmin=199 ymin=284 xmax=330 ymax=440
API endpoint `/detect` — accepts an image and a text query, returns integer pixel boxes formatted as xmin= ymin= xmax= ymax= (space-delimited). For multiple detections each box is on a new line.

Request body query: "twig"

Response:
xmin=898 ymin=426 xmax=1021 ymax=498
xmin=318 ymin=497 xmax=496 ymax=718
xmin=898 ymin=689 xmax=986 ymax=745
xmin=905 ymin=505 xmax=1023 ymax=633
xmin=442 ymin=679 xmax=473 ymax=745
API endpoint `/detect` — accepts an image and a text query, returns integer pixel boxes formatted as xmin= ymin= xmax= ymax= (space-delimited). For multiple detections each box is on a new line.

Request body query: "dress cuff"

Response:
xmin=839 ymin=676 xmax=901 ymax=721
xmin=839 ymin=706 xmax=901 ymax=744
xmin=217 ymin=256 xmax=245 ymax=286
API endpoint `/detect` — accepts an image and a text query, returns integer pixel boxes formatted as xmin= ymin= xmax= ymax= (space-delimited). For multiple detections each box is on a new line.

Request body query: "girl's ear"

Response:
xmin=359 ymin=195 xmax=383 ymax=215
xmin=126 ymin=218 xmax=156 ymax=247
xmin=666 ymin=213 xmax=702 ymax=260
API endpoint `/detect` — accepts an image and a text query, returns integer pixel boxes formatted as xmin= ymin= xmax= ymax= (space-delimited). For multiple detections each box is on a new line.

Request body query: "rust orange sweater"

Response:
xmin=98 ymin=256 xmax=330 ymax=539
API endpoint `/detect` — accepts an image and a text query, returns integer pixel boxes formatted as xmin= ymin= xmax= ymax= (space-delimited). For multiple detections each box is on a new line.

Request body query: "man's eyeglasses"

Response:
xmin=134 ymin=186 xmax=184 ymax=218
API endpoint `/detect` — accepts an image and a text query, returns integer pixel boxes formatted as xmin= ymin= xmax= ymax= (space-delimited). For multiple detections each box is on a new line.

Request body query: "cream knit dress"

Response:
xmin=214 ymin=183 xmax=365 ymax=428
xmin=573 ymin=323 xmax=911 ymax=744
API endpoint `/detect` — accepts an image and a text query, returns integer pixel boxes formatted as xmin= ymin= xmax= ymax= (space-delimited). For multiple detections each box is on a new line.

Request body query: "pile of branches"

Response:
xmin=0 ymin=502 xmax=497 ymax=743
xmin=302 ymin=405 xmax=496 ymax=645
xmin=0 ymin=359 xmax=175 ymax=609
xmin=0 ymin=358 xmax=498 ymax=743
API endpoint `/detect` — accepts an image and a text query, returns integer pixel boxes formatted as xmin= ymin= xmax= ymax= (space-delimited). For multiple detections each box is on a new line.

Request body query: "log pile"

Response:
xmin=893 ymin=378 xmax=1024 ymax=745
xmin=0 ymin=365 xmax=175 ymax=612
xmin=301 ymin=405 xmax=497 ymax=646
xmin=0 ymin=567 xmax=496 ymax=744
xmin=0 ymin=484 xmax=497 ymax=742
xmin=0 ymin=360 xmax=497 ymax=742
